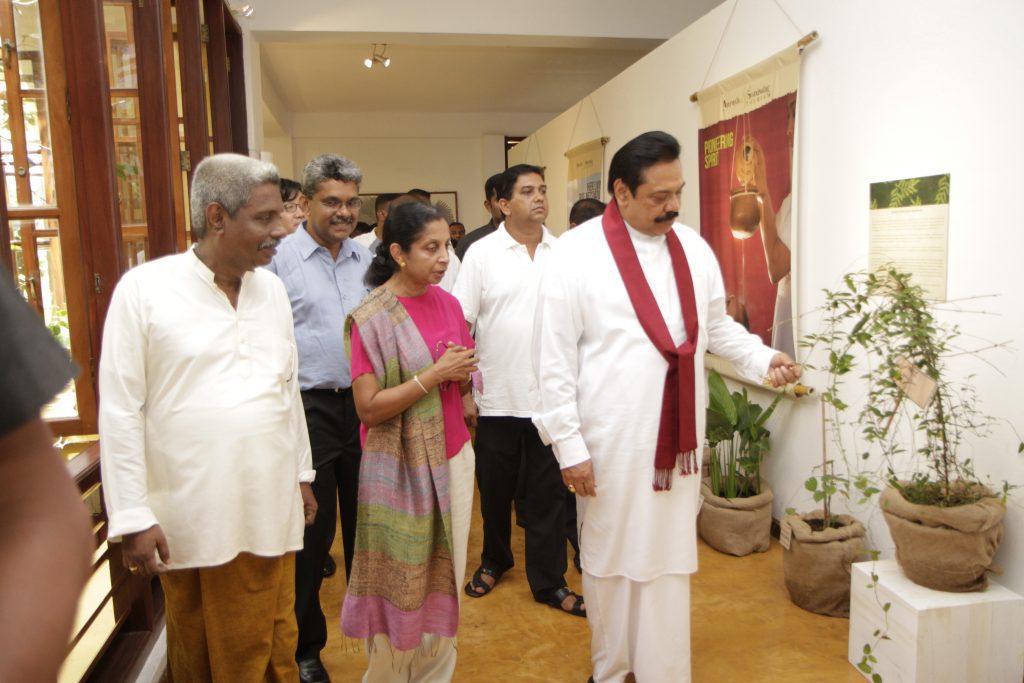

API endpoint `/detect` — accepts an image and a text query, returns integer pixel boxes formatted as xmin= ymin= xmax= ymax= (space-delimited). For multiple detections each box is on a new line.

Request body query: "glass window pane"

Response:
xmin=9 ymin=218 xmax=78 ymax=420
xmin=13 ymin=3 xmax=44 ymax=89
xmin=22 ymin=95 xmax=56 ymax=205
xmin=103 ymin=0 xmax=149 ymax=269
xmin=1 ymin=0 xmax=56 ymax=209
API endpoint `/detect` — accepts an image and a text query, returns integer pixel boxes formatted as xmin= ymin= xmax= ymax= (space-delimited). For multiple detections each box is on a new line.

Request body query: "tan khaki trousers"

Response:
xmin=161 ymin=552 xmax=300 ymax=683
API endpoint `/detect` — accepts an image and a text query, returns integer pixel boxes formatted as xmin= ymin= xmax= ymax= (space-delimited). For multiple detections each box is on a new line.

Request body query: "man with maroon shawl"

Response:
xmin=533 ymin=131 xmax=799 ymax=682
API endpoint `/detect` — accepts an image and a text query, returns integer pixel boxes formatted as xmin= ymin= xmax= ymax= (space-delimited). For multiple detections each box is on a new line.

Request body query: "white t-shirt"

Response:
xmin=452 ymin=224 xmax=556 ymax=416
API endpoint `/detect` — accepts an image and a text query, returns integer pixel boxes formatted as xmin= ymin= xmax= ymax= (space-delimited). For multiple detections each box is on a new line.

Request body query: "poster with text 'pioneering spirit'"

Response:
xmin=695 ymin=44 xmax=803 ymax=358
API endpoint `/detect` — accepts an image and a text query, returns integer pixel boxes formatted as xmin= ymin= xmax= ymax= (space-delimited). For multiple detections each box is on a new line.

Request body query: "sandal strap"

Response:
xmin=478 ymin=566 xmax=501 ymax=579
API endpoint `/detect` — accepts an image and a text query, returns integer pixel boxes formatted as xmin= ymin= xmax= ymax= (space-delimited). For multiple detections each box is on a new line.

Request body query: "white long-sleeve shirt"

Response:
xmin=532 ymin=217 xmax=775 ymax=580
xmin=99 ymin=249 xmax=314 ymax=569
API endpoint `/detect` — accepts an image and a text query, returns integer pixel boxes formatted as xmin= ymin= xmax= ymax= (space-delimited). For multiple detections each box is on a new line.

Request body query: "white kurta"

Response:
xmin=533 ymin=216 xmax=775 ymax=580
xmin=99 ymin=249 xmax=315 ymax=569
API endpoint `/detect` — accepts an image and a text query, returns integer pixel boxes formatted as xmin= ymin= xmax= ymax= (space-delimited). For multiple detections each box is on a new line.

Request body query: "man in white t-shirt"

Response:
xmin=453 ymin=164 xmax=584 ymax=618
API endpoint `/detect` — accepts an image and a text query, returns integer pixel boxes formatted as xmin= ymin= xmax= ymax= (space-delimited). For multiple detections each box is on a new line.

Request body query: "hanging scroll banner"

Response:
xmin=695 ymin=43 xmax=803 ymax=358
xmin=565 ymin=137 xmax=608 ymax=222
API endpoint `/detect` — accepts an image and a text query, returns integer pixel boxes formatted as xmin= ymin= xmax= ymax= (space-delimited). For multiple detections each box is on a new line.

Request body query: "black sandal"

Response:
xmin=464 ymin=565 xmax=502 ymax=598
xmin=541 ymin=586 xmax=586 ymax=617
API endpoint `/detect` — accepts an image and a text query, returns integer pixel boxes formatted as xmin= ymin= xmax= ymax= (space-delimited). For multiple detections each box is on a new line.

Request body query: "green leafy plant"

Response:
xmin=705 ymin=369 xmax=781 ymax=498
xmin=801 ymin=266 xmax=1012 ymax=507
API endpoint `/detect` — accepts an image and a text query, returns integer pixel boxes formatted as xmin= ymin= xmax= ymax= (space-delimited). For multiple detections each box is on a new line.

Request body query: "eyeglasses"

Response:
xmin=317 ymin=196 xmax=363 ymax=212
xmin=283 ymin=202 xmax=303 ymax=213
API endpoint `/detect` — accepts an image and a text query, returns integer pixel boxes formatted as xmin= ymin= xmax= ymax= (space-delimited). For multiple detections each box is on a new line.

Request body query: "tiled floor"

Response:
xmin=318 ymin=489 xmax=865 ymax=682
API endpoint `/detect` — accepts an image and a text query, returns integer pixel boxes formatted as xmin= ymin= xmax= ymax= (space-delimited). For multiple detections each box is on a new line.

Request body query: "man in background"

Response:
xmin=100 ymin=153 xmax=316 ymax=681
xmin=568 ymin=197 xmax=606 ymax=229
xmin=455 ymin=164 xmax=584 ymax=619
xmin=455 ymin=172 xmax=504 ymax=261
xmin=267 ymin=153 xmax=372 ymax=683
xmin=449 ymin=221 xmax=466 ymax=248
xmin=353 ymin=192 xmax=398 ymax=253
xmin=0 ymin=276 xmax=92 ymax=681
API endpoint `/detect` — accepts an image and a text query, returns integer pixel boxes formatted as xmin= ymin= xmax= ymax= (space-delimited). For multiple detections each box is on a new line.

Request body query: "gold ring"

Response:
xmin=567 ymin=484 xmax=577 ymax=493
xmin=128 ymin=565 xmax=140 ymax=574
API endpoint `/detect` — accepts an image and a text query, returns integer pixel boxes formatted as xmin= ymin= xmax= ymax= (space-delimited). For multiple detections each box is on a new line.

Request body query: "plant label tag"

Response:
xmin=896 ymin=356 xmax=938 ymax=408
xmin=779 ymin=520 xmax=792 ymax=550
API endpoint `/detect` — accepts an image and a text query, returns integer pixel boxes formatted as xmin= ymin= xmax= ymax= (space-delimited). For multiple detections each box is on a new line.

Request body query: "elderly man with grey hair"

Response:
xmin=99 ymin=153 xmax=317 ymax=680
xmin=267 ymin=153 xmax=373 ymax=683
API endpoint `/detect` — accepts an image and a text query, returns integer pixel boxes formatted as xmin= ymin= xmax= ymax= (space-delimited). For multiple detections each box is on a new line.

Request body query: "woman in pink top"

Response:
xmin=341 ymin=201 xmax=478 ymax=682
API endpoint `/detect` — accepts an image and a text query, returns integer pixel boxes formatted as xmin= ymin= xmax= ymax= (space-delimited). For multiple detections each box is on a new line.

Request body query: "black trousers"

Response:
xmin=294 ymin=388 xmax=362 ymax=661
xmin=475 ymin=415 xmax=568 ymax=601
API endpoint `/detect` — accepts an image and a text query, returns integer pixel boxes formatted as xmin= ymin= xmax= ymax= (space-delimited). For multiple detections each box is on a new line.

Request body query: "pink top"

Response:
xmin=350 ymin=285 xmax=474 ymax=458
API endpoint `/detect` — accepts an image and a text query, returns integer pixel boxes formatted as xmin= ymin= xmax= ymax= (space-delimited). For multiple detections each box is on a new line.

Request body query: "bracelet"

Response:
xmin=412 ymin=374 xmax=429 ymax=395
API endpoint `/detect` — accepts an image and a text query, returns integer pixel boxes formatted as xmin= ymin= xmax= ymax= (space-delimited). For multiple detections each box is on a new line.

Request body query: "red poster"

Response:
xmin=698 ymin=92 xmax=796 ymax=356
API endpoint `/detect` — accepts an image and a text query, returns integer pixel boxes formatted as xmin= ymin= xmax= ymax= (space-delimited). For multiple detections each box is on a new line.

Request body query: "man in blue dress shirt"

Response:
xmin=267 ymin=153 xmax=372 ymax=683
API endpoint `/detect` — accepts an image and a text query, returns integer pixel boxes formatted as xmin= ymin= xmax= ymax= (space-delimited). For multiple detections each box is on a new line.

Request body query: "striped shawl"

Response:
xmin=340 ymin=286 xmax=457 ymax=650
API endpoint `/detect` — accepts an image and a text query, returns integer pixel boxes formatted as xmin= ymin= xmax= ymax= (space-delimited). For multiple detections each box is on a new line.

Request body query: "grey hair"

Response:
xmin=190 ymin=153 xmax=279 ymax=239
xmin=301 ymin=154 xmax=363 ymax=198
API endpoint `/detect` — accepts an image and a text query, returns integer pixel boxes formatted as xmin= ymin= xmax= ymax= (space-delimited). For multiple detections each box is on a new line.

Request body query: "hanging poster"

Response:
xmin=696 ymin=44 xmax=803 ymax=358
xmin=565 ymin=137 xmax=607 ymax=221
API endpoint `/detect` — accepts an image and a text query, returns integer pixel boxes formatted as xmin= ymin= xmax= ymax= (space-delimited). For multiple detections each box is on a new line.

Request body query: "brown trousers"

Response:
xmin=161 ymin=552 xmax=300 ymax=683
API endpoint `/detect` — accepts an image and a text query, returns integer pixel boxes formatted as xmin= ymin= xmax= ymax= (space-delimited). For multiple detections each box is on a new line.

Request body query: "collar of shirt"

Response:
xmin=295 ymin=224 xmax=366 ymax=263
xmin=492 ymin=223 xmax=557 ymax=251
xmin=188 ymin=245 xmax=253 ymax=290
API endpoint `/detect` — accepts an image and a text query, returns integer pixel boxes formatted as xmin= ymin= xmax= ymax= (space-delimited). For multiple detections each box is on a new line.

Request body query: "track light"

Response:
xmin=363 ymin=44 xmax=391 ymax=69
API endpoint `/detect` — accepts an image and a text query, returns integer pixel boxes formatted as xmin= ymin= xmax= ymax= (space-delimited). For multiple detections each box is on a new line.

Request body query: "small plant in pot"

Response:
xmin=781 ymin=409 xmax=869 ymax=618
xmin=698 ymin=369 xmax=780 ymax=556
xmin=810 ymin=267 xmax=1013 ymax=593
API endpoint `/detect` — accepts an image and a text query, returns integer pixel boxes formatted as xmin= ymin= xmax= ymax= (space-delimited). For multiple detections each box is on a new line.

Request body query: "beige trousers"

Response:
xmin=362 ymin=441 xmax=475 ymax=683
xmin=161 ymin=552 xmax=299 ymax=683
xmin=582 ymin=572 xmax=692 ymax=683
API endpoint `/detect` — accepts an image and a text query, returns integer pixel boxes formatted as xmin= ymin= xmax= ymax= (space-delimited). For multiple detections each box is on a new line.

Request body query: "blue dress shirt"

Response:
xmin=266 ymin=226 xmax=372 ymax=391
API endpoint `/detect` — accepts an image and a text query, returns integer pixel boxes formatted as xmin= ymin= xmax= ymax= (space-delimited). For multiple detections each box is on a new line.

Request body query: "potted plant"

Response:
xmin=802 ymin=267 xmax=1011 ymax=593
xmin=698 ymin=369 xmax=780 ymax=556
xmin=780 ymin=400 xmax=869 ymax=617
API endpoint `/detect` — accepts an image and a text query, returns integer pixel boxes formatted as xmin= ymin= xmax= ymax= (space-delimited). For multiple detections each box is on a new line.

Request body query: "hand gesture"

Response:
xmin=433 ymin=343 xmax=479 ymax=385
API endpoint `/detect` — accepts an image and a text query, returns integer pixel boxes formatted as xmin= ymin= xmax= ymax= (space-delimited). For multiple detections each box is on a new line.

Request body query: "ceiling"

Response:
xmin=252 ymin=0 xmax=725 ymax=135
xmin=260 ymin=39 xmax=653 ymax=115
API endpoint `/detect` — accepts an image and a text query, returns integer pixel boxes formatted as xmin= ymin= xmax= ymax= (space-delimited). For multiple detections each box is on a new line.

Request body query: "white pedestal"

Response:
xmin=849 ymin=560 xmax=1024 ymax=682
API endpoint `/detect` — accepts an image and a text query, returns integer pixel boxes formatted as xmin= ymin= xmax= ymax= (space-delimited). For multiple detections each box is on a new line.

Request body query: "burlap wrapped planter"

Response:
xmin=880 ymin=484 xmax=1005 ymax=592
xmin=782 ymin=512 xmax=866 ymax=617
xmin=698 ymin=479 xmax=773 ymax=556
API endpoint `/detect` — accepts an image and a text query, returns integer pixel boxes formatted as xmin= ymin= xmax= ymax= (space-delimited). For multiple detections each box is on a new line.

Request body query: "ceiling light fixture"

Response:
xmin=228 ymin=3 xmax=254 ymax=18
xmin=363 ymin=43 xmax=391 ymax=69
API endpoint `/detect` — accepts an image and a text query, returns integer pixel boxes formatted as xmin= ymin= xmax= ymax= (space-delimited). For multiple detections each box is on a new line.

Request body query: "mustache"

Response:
xmin=330 ymin=216 xmax=354 ymax=226
xmin=654 ymin=211 xmax=679 ymax=224
xmin=257 ymin=238 xmax=280 ymax=250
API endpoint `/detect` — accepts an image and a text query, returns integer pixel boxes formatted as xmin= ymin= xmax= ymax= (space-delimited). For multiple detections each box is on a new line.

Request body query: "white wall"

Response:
xmin=511 ymin=0 xmax=1024 ymax=593
xmin=287 ymin=112 xmax=552 ymax=228
xmin=261 ymin=136 xmax=295 ymax=178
